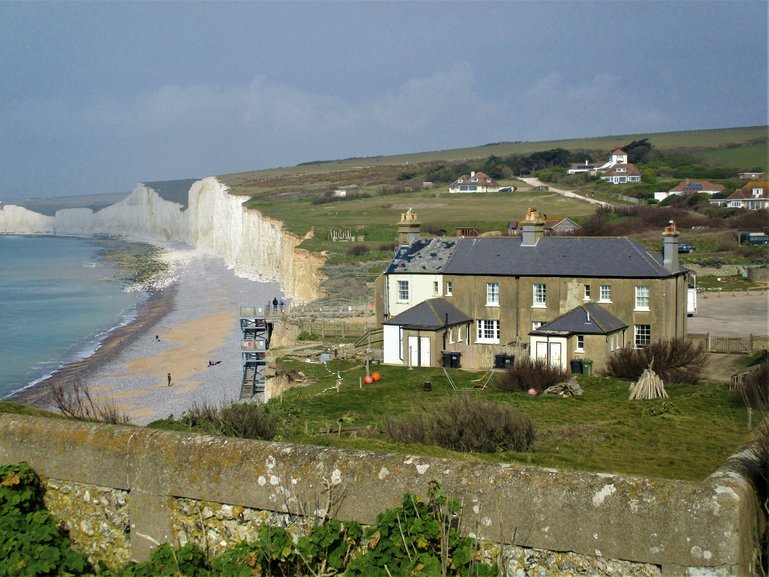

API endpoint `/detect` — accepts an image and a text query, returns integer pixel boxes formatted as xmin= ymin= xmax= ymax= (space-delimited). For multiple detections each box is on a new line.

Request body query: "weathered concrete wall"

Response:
xmin=0 ymin=413 xmax=764 ymax=576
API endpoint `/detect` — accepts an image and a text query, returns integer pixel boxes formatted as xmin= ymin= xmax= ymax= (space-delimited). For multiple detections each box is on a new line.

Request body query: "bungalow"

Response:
xmin=448 ymin=171 xmax=500 ymax=193
xmin=724 ymin=181 xmax=769 ymax=210
xmin=655 ymin=180 xmax=725 ymax=202
xmin=566 ymin=147 xmax=642 ymax=184
xmin=601 ymin=163 xmax=642 ymax=184
xmin=377 ymin=210 xmax=690 ymax=373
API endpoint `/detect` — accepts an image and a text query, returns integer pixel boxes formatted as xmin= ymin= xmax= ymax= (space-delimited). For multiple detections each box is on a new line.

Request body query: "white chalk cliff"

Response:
xmin=0 ymin=178 xmax=325 ymax=303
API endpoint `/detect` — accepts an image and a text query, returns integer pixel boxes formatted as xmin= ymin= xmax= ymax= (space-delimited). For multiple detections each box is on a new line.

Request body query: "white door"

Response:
xmin=549 ymin=342 xmax=562 ymax=368
xmin=408 ymin=336 xmax=432 ymax=367
xmin=535 ymin=341 xmax=548 ymax=360
xmin=419 ymin=337 xmax=430 ymax=366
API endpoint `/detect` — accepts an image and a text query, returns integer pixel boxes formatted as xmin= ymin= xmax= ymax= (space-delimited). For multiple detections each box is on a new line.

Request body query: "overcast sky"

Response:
xmin=1 ymin=1 xmax=766 ymax=201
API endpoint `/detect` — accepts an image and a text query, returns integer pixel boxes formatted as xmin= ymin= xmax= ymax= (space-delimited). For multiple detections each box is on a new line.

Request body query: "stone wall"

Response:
xmin=0 ymin=413 xmax=764 ymax=576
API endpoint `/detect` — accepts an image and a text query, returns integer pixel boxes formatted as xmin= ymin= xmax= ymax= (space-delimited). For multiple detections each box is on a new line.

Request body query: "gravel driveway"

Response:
xmin=688 ymin=291 xmax=769 ymax=337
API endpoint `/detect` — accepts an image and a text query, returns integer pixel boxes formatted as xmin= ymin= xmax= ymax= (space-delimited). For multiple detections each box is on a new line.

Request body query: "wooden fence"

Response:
xmin=291 ymin=319 xmax=378 ymax=340
xmin=689 ymin=333 xmax=769 ymax=354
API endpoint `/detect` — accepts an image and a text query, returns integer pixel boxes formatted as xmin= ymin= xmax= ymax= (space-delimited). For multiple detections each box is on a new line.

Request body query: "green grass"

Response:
xmin=262 ymin=359 xmax=752 ymax=482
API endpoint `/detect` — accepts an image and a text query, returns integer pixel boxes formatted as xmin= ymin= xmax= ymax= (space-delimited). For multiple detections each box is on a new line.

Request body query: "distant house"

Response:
xmin=724 ymin=181 xmax=769 ymax=210
xmin=601 ymin=163 xmax=642 ymax=184
xmin=655 ymin=180 xmax=725 ymax=202
xmin=668 ymin=180 xmax=725 ymax=195
xmin=567 ymin=148 xmax=641 ymax=184
xmin=566 ymin=160 xmax=601 ymax=175
xmin=448 ymin=171 xmax=500 ymax=193
xmin=739 ymin=172 xmax=764 ymax=180
xmin=508 ymin=217 xmax=581 ymax=236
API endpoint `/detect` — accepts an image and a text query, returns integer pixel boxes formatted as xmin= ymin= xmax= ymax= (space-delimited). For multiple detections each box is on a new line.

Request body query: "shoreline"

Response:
xmin=6 ymin=285 xmax=177 ymax=409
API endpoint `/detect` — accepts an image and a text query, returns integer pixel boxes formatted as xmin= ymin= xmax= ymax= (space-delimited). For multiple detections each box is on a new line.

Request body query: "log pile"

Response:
xmin=629 ymin=367 xmax=668 ymax=400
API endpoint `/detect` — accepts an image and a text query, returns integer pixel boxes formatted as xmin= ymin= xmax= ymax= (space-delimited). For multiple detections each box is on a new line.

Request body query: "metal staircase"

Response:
xmin=239 ymin=305 xmax=271 ymax=399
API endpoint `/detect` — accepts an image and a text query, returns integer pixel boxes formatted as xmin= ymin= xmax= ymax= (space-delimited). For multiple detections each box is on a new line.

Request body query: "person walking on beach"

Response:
xmin=167 ymin=372 xmax=172 ymax=386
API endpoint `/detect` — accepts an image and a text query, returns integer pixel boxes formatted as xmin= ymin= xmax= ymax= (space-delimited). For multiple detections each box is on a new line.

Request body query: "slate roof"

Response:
xmin=445 ymin=237 xmax=682 ymax=278
xmin=386 ymin=237 xmax=458 ymax=274
xmin=383 ymin=298 xmax=472 ymax=330
xmin=530 ymin=303 xmax=628 ymax=336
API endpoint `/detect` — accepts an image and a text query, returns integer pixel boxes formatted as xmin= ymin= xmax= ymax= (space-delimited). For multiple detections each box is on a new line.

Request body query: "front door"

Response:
xmin=408 ymin=336 xmax=431 ymax=367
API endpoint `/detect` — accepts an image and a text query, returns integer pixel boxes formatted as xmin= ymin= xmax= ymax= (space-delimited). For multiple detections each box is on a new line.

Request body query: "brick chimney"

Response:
xmin=662 ymin=220 xmax=680 ymax=272
xmin=398 ymin=208 xmax=420 ymax=246
xmin=521 ymin=208 xmax=545 ymax=246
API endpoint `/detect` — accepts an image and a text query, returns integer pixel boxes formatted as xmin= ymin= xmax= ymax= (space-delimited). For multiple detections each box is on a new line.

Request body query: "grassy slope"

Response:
xmin=269 ymin=359 xmax=752 ymax=482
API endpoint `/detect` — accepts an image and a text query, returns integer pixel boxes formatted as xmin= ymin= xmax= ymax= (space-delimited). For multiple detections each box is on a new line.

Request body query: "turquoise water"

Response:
xmin=0 ymin=236 xmax=145 ymax=399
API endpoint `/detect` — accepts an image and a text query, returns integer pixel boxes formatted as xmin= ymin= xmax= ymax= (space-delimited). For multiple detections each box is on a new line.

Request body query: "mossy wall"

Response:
xmin=0 ymin=414 xmax=763 ymax=576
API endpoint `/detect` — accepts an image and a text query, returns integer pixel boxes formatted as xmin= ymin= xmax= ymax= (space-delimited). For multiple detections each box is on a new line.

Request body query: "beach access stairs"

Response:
xmin=239 ymin=306 xmax=271 ymax=399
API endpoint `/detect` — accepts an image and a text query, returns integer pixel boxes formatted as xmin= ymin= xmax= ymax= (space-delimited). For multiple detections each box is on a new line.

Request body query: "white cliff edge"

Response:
xmin=0 ymin=178 xmax=325 ymax=303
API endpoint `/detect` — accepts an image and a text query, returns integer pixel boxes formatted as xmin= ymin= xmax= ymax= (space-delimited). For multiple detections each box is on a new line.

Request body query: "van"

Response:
xmin=739 ymin=232 xmax=769 ymax=245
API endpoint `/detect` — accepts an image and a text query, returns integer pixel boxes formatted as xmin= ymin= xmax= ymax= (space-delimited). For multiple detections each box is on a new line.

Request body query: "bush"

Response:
xmin=604 ymin=338 xmax=707 ymax=384
xmin=730 ymin=359 xmax=769 ymax=409
xmin=496 ymin=357 xmax=570 ymax=393
xmin=383 ymin=394 xmax=535 ymax=452
xmin=168 ymin=400 xmax=277 ymax=440
xmin=0 ymin=462 xmax=93 ymax=576
xmin=346 ymin=244 xmax=370 ymax=257
xmin=378 ymin=242 xmax=397 ymax=252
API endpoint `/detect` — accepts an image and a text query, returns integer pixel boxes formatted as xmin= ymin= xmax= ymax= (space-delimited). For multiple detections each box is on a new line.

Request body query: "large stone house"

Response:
xmin=376 ymin=210 xmax=690 ymax=373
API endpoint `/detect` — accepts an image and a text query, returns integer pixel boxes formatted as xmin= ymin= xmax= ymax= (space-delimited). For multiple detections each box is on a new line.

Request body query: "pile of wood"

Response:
xmin=629 ymin=367 xmax=668 ymax=400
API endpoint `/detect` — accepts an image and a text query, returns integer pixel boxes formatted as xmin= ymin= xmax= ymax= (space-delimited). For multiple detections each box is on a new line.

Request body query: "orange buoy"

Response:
xmin=371 ymin=371 xmax=381 ymax=382
xmin=364 ymin=375 xmax=374 ymax=384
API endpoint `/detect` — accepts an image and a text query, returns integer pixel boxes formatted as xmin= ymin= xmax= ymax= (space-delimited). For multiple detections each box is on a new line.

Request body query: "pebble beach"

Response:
xmin=9 ymin=246 xmax=281 ymax=425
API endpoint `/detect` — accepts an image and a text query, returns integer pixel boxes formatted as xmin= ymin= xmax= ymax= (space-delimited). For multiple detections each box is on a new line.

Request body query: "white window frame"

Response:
xmin=446 ymin=281 xmax=453 ymax=296
xmin=448 ymin=327 xmax=454 ymax=344
xmin=576 ymin=335 xmax=585 ymax=352
xmin=634 ymin=324 xmax=651 ymax=348
xmin=486 ymin=282 xmax=500 ymax=306
xmin=433 ymin=281 xmax=439 ymax=296
xmin=397 ymin=280 xmax=409 ymax=303
xmin=635 ymin=285 xmax=650 ymax=311
xmin=533 ymin=283 xmax=547 ymax=308
xmin=599 ymin=284 xmax=612 ymax=302
xmin=476 ymin=319 xmax=500 ymax=344
xmin=583 ymin=284 xmax=591 ymax=301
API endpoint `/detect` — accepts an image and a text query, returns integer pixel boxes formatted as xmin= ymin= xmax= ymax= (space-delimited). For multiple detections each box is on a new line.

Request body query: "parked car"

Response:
xmin=678 ymin=243 xmax=695 ymax=253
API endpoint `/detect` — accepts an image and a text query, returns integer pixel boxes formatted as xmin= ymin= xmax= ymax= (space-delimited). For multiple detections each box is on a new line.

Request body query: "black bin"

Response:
xmin=442 ymin=351 xmax=461 ymax=369
xmin=494 ymin=354 xmax=515 ymax=369
xmin=570 ymin=359 xmax=583 ymax=374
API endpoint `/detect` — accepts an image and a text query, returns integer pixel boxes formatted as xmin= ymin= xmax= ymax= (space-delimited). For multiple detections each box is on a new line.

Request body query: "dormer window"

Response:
xmin=753 ymin=188 xmax=763 ymax=197
xmin=471 ymin=177 xmax=478 ymax=182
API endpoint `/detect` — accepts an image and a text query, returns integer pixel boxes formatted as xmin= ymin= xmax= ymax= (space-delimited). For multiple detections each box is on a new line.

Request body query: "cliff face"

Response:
xmin=0 ymin=178 xmax=325 ymax=303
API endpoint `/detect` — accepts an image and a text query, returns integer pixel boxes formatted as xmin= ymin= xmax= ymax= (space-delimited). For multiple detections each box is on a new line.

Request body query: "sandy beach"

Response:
xmin=9 ymin=247 xmax=281 ymax=425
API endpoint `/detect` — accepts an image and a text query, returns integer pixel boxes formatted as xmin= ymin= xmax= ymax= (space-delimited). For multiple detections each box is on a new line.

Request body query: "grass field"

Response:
xmin=219 ymin=125 xmax=767 ymax=188
xmin=261 ymin=358 xmax=754 ymax=482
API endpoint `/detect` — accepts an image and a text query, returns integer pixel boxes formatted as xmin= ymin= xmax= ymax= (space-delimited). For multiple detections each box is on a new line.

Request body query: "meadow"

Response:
xmin=253 ymin=358 xmax=753 ymax=482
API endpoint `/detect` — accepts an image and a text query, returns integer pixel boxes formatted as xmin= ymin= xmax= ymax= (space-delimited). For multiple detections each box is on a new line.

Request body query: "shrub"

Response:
xmin=383 ymin=394 xmax=535 ymax=452
xmin=604 ymin=338 xmax=707 ymax=384
xmin=496 ymin=357 xmax=570 ymax=393
xmin=346 ymin=244 xmax=370 ymax=257
xmin=730 ymin=359 xmax=769 ymax=409
xmin=346 ymin=481 xmax=497 ymax=577
xmin=378 ymin=242 xmax=397 ymax=252
xmin=171 ymin=400 xmax=277 ymax=440
xmin=0 ymin=462 xmax=93 ymax=576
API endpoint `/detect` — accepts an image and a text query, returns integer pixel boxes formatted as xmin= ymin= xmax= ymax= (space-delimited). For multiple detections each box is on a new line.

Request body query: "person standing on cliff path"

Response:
xmin=167 ymin=372 xmax=172 ymax=387
xmin=272 ymin=297 xmax=278 ymax=313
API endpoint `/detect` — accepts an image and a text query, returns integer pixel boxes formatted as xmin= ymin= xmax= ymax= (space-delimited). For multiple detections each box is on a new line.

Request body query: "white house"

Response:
xmin=448 ymin=171 xmax=500 ymax=193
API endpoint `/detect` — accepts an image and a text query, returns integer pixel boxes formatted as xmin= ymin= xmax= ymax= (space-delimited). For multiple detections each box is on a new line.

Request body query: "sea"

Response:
xmin=0 ymin=235 xmax=146 ymax=399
